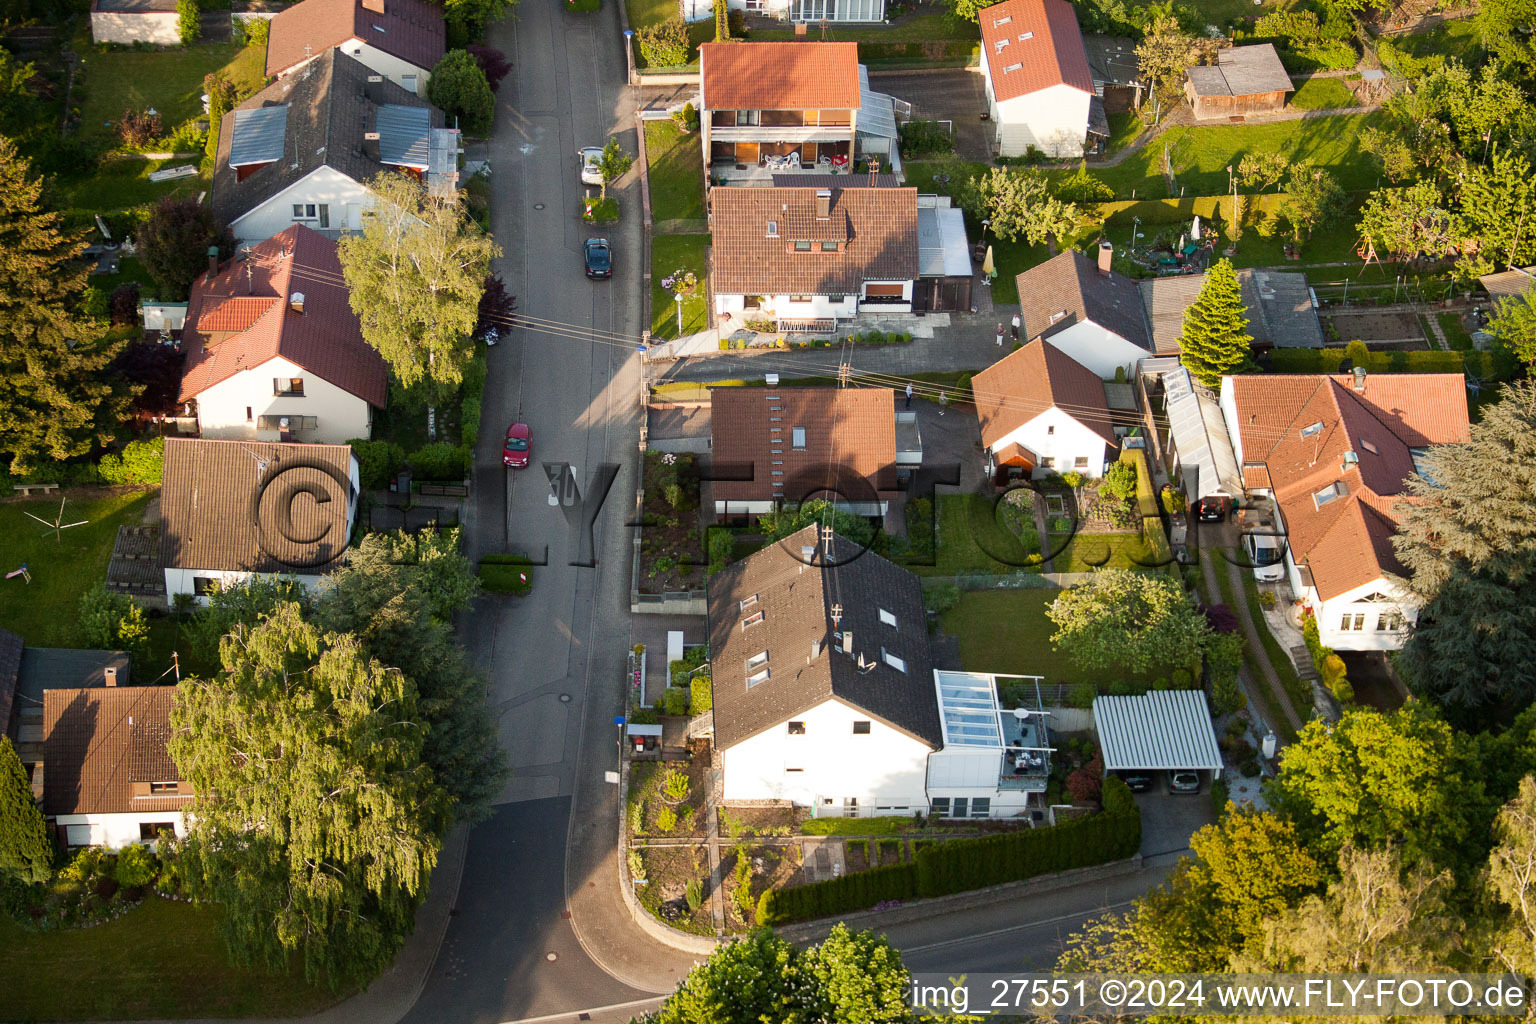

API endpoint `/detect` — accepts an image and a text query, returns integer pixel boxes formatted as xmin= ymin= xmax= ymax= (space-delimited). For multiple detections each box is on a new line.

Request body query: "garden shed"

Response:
xmin=1184 ymin=44 xmax=1293 ymax=121
xmin=1092 ymin=689 xmax=1223 ymax=779
xmin=90 ymin=0 xmax=180 ymax=45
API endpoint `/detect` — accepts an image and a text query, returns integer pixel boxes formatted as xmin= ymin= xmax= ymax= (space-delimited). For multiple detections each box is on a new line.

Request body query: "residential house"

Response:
xmin=212 ymin=49 xmax=456 ymax=243
xmin=1219 ymin=369 xmax=1471 ymax=651
xmin=709 ymin=386 xmax=918 ymax=518
xmin=158 ymin=437 xmax=360 ymax=605
xmin=972 ymin=338 xmax=1119 ymax=484
xmin=178 ymin=224 xmax=388 ymax=444
xmin=688 ymin=0 xmax=887 ymax=24
xmin=1184 ymin=44 xmax=1293 ymax=121
xmin=43 ymin=684 xmax=191 ymax=848
xmin=89 ymin=0 xmax=179 ymax=45
xmin=1014 ymin=245 xmax=1154 ymax=377
xmin=266 ymin=0 xmax=444 ymax=95
xmin=1082 ymin=34 xmax=1144 ymax=113
xmin=699 ymin=42 xmax=861 ymax=182
xmin=1141 ymin=268 xmax=1324 ymax=353
xmin=711 ymin=184 xmax=919 ymax=329
xmin=706 ymin=526 xmax=939 ymax=815
xmin=1479 ymin=265 xmax=1536 ymax=306
xmin=978 ymin=0 xmax=1103 ymax=158
xmin=926 ymin=672 xmax=1056 ymax=819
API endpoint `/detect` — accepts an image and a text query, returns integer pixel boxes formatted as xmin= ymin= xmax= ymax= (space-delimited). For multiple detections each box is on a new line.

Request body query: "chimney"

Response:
xmin=815 ymin=188 xmax=831 ymax=219
xmin=206 ymin=245 xmax=220 ymax=280
xmin=1352 ymin=366 xmax=1366 ymax=391
xmin=365 ymin=74 xmax=384 ymax=105
xmin=810 ymin=639 xmax=822 ymax=660
xmin=1097 ymin=240 xmax=1114 ymax=276
xmin=290 ymin=292 xmax=305 ymax=314
xmin=363 ymin=130 xmax=381 ymax=162
xmin=841 ymin=631 xmax=854 ymax=654
xmin=104 ymin=665 xmax=118 ymax=687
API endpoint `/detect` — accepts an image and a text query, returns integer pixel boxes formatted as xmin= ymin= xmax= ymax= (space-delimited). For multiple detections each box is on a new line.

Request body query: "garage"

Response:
xmin=1092 ymin=689 xmax=1224 ymax=782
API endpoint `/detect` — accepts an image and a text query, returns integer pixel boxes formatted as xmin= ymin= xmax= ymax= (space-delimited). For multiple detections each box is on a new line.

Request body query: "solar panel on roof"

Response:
xmin=228 ymin=106 xmax=288 ymax=168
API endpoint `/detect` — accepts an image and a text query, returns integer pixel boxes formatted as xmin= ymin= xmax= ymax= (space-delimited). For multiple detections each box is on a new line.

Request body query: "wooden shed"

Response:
xmin=1184 ymin=44 xmax=1293 ymax=120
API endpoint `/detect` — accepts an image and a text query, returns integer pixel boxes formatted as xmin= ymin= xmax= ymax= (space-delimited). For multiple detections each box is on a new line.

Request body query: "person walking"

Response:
xmin=1010 ymin=312 xmax=1021 ymax=342
xmin=995 ymin=323 xmax=1006 ymax=347
xmin=939 ymin=391 xmax=949 ymax=416
xmin=904 ymin=383 xmax=914 ymax=409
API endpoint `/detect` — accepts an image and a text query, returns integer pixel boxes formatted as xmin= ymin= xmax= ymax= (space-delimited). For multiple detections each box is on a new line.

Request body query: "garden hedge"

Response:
xmin=1266 ymin=347 xmax=1504 ymax=379
xmin=759 ymin=778 xmax=1141 ymax=925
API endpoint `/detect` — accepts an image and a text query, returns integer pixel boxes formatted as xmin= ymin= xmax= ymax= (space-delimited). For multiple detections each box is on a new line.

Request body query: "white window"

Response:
xmin=740 ymin=594 xmax=758 ymax=610
xmin=793 ymin=240 xmax=812 ymax=252
xmin=1313 ymin=481 xmax=1348 ymax=508
xmin=742 ymin=610 xmax=764 ymax=628
xmin=881 ymin=648 xmax=905 ymax=672
xmin=879 ymin=608 xmax=897 ymax=627
xmin=402 ymin=74 xmax=417 ymax=91
xmin=792 ymin=427 xmax=806 ymax=449
xmin=1340 ymin=613 xmax=1365 ymax=631
xmin=1074 ymin=456 xmax=1089 ymax=469
xmin=929 ymin=797 xmax=950 ymax=816
xmin=820 ymin=241 xmax=838 ymax=252
xmin=970 ymin=797 xmax=991 ymax=817
xmin=1377 ymin=613 xmax=1405 ymax=632
xmin=746 ymin=651 xmax=769 ymax=671
xmin=747 ymin=667 xmax=771 ymax=686
xmin=736 ymin=109 xmax=760 ymax=126
xmin=1040 ymin=457 xmax=1055 ymax=469
xmin=1301 ymin=421 xmax=1325 ymax=438
xmin=274 ymin=377 xmax=304 ymax=396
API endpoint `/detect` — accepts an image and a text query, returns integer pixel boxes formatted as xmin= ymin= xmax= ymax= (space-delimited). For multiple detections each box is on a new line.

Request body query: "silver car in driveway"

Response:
xmin=578 ymin=147 xmax=603 ymax=186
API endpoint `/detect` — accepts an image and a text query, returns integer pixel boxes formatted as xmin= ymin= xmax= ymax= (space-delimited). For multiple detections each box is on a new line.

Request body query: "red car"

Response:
xmin=502 ymin=423 xmax=531 ymax=468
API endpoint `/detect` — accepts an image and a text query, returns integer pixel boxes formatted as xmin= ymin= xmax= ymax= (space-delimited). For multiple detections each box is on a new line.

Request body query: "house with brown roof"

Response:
xmin=972 ymin=339 xmax=1119 ymax=485
xmin=1219 ymin=369 xmax=1470 ymax=652
xmin=1014 ymin=244 xmax=1157 ymax=378
xmin=266 ymin=0 xmax=444 ymax=96
xmin=158 ymin=437 xmax=360 ymax=605
xmin=213 ymin=49 xmax=456 ymax=244
xmin=700 ymin=42 xmax=864 ymax=182
xmin=700 ymin=0 xmax=886 ymax=25
xmin=709 ymin=386 xmax=918 ymax=517
xmin=711 ymin=184 xmax=919 ymax=330
xmin=1184 ymin=44 xmax=1293 ymax=121
xmin=179 ymin=224 xmax=387 ymax=444
xmin=978 ymin=0 xmax=1103 ymax=157
xmin=42 ymin=684 xmax=191 ymax=848
xmin=706 ymin=526 xmax=940 ymax=814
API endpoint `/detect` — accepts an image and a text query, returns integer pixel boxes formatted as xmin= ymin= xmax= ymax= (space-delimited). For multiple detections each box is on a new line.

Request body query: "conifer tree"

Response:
xmin=1177 ymin=258 xmax=1254 ymax=386
xmin=0 ymin=138 xmax=133 ymax=473
xmin=0 ymin=736 xmax=50 ymax=885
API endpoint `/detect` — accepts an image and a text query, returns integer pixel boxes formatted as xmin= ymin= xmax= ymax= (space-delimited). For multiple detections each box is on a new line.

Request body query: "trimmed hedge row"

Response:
xmin=1266 ymin=347 xmax=1504 ymax=378
xmin=759 ymin=778 xmax=1141 ymax=925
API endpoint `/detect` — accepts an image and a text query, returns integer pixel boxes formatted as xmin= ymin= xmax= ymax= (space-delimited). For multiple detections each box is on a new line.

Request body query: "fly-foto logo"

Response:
xmin=249 ymin=453 xmax=354 ymax=569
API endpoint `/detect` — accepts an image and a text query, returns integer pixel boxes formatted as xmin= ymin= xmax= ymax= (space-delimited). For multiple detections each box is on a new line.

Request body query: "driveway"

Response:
xmin=871 ymin=68 xmax=992 ymax=162
xmin=1134 ymin=787 xmax=1214 ymax=859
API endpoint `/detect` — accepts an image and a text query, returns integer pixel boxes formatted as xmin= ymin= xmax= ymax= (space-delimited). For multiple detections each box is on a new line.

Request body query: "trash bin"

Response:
xmin=392 ymin=467 xmax=412 ymax=494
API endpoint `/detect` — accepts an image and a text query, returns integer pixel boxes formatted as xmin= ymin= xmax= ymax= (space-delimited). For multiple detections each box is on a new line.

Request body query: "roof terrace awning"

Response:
xmin=1092 ymin=690 xmax=1223 ymax=771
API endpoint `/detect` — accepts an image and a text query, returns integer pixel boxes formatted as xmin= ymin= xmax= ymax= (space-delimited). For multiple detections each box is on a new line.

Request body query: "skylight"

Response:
xmin=1300 ymin=421 xmax=1324 ymax=438
xmin=1313 ymin=481 xmax=1348 ymax=508
xmin=993 ymin=14 xmax=1011 ymax=24
xmin=1019 ymin=30 xmax=1034 ymax=40
xmin=1003 ymin=62 xmax=1023 ymax=72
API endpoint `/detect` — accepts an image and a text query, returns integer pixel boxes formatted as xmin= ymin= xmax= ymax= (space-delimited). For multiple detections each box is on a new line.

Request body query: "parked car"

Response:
xmin=583 ymin=238 xmax=612 ymax=280
xmin=578 ymin=147 xmax=604 ymax=186
xmin=1120 ymin=771 xmax=1154 ymax=793
xmin=502 ymin=423 xmax=531 ymax=468
xmin=1196 ymin=496 xmax=1230 ymax=522
xmin=1242 ymin=532 xmax=1285 ymax=583
xmin=1168 ymin=771 xmax=1201 ymax=795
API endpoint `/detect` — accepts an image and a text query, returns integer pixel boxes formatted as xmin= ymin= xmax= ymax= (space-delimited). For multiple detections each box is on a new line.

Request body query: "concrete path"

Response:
xmin=1206 ymin=552 xmax=1305 ymax=737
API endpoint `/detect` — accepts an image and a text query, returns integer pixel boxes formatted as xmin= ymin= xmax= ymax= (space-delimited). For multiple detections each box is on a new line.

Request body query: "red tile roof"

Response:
xmin=266 ymin=0 xmax=445 ymax=78
xmin=1226 ymin=373 xmax=1470 ymax=599
xmin=42 ymin=686 xmax=192 ymax=817
xmin=979 ymin=0 xmax=1094 ymax=103
xmin=972 ymin=339 xmax=1117 ymax=450
xmin=710 ymin=186 xmax=918 ymax=296
xmin=178 ymin=225 xmax=388 ymax=408
xmin=709 ymin=386 xmax=897 ymax=503
xmin=700 ymin=42 xmax=861 ymax=112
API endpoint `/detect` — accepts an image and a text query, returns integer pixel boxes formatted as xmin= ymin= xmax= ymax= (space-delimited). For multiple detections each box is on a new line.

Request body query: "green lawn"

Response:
xmin=939 ymin=588 xmax=1164 ymax=686
xmin=0 ymin=897 xmax=338 ymax=1020
xmin=1288 ymin=77 xmax=1357 ymax=111
xmin=1105 ymin=111 xmax=1147 ymax=157
xmin=1210 ymin=549 xmax=1303 ymax=741
xmin=625 ymin=0 xmax=674 ymax=27
xmin=644 ymin=119 xmax=706 ymax=228
xmin=88 ymin=256 xmax=158 ymax=296
xmin=901 ymin=493 xmax=1041 ymax=576
xmin=77 ymin=42 xmax=267 ymax=148
xmin=1435 ymin=311 xmax=1474 ymax=351
xmin=1391 ymin=18 xmax=1486 ymax=64
xmin=1048 ymin=531 xmax=1154 ymax=572
xmin=55 ymin=157 xmax=207 ymax=217
xmin=651 ymin=234 xmax=710 ymax=339
xmin=0 ymin=492 xmax=153 ymax=648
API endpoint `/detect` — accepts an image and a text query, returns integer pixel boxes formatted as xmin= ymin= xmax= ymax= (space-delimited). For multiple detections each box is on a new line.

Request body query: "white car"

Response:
xmin=1243 ymin=532 xmax=1286 ymax=583
xmin=578 ymin=147 xmax=604 ymax=186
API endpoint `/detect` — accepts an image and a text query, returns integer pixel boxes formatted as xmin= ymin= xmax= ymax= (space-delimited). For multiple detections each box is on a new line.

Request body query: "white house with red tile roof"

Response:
xmin=972 ymin=339 xmax=1119 ymax=484
xmin=178 ymin=224 xmax=388 ymax=445
xmin=978 ymin=0 xmax=1101 ymax=157
xmin=1219 ymin=369 xmax=1471 ymax=651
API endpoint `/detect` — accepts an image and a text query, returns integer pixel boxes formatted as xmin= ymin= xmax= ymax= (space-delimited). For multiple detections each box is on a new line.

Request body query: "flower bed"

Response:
xmin=632 ymin=845 xmax=714 ymax=935
xmin=638 ymin=450 xmax=706 ymax=593
xmin=2 ymin=844 xmax=181 ymax=932
xmin=626 ymin=743 xmax=712 ymax=839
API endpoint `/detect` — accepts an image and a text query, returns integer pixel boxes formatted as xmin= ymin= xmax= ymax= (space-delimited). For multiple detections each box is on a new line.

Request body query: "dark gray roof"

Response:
xmin=0 ymin=628 xmax=21 ymax=737
xmin=1015 ymin=249 xmax=1152 ymax=351
xmin=229 ymin=106 xmax=289 ymax=167
xmin=212 ymin=49 xmax=442 ymax=229
xmin=773 ymin=172 xmax=900 ymax=189
xmin=1186 ymin=44 xmax=1292 ymax=98
xmin=1087 ymin=94 xmax=1109 ymax=137
xmin=1082 ymin=34 xmax=1141 ymax=88
xmin=1480 ymin=266 xmax=1536 ymax=304
xmin=14 ymin=648 xmax=130 ymax=719
xmin=706 ymin=525 xmax=940 ymax=751
xmin=376 ymin=103 xmax=430 ymax=167
xmin=1239 ymin=269 xmax=1323 ymax=348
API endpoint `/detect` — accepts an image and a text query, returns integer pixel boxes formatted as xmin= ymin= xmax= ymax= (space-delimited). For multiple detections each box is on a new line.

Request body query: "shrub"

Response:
xmin=466 ymin=43 xmax=512 ymax=92
xmin=689 ymin=673 xmax=713 ymax=715
xmin=1257 ymin=590 xmax=1277 ymax=608
xmin=657 ymin=806 xmax=678 ymax=832
xmin=98 ymin=436 xmax=164 ymax=485
xmin=1065 ymin=753 xmax=1104 ymax=803
xmin=427 ymin=50 xmax=496 ymax=136
xmin=1212 ymin=672 xmax=1247 ymax=714
xmin=1097 ymin=460 xmax=1138 ymax=502
xmin=112 ymin=844 xmax=157 ymax=888
xmin=732 ymin=854 xmax=754 ymax=921
xmin=177 ymin=0 xmax=198 ymax=44
xmin=347 ymin=438 xmax=406 ymax=491
xmin=1067 ymin=682 xmax=1096 ymax=708
xmin=109 ymin=283 xmax=140 ymax=326
xmin=662 ymin=767 xmax=690 ymax=802
xmin=898 ymin=119 xmax=954 ymax=156
xmin=77 ymin=585 xmax=149 ymax=662
xmin=706 ymin=528 xmax=732 ymax=575
xmin=1170 ymin=667 xmax=1192 ymax=688
xmin=1160 ymin=486 xmax=1187 ymax=514
xmin=235 ymin=15 xmax=268 ymax=46
xmin=671 ymin=101 xmax=699 ymax=132
xmin=118 ymin=108 xmax=163 ymax=149
xmin=685 ymin=878 xmax=703 ymax=911
xmin=409 ymin=442 xmax=470 ymax=481
xmin=660 ymin=686 xmax=689 ymax=716
xmin=922 ymin=583 xmax=960 ymax=615
xmin=636 ymin=18 xmax=689 ymax=68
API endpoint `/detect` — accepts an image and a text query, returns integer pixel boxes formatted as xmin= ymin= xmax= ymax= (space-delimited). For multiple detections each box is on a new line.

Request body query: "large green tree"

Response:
xmin=426 ymin=50 xmax=495 ymax=137
xmin=1393 ymin=381 xmax=1536 ymax=717
xmin=1176 ymin=258 xmax=1254 ymax=386
xmin=1277 ymin=164 xmax=1344 ymax=245
xmin=1486 ymin=776 xmax=1536 ymax=976
xmin=1491 ymin=293 xmax=1536 ymax=367
xmin=169 ymin=603 xmax=453 ymax=989
xmin=958 ymin=167 xmax=1077 ymax=246
xmin=77 ymin=584 xmax=150 ymax=665
xmin=1046 ymin=568 xmax=1210 ymax=675
xmin=1357 ymin=181 xmax=1461 ymax=266
xmin=0 ymin=138 xmax=132 ymax=473
xmin=137 ymin=197 xmax=237 ymax=301
xmin=1456 ymin=150 xmax=1536 ymax=278
xmin=338 ymin=173 xmax=499 ymax=416
xmin=1136 ymin=11 xmax=1214 ymax=98
xmin=1478 ymin=0 xmax=1536 ymax=81
xmin=0 ymin=736 xmax=50 ymax=885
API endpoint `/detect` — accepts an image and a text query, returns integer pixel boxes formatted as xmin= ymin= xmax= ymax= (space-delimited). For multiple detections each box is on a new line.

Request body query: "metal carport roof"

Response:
xmin=1093 ymin=689 xmax=1224 ymax=771
xmin=1165 ymin=367 xmax=1242 ymax=501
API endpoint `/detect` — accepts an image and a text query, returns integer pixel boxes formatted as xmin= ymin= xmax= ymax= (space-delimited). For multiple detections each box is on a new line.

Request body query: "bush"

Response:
xmin=98 ymin=436 xmax=164 ymax=485
xmin=109 ymin=283 xmax=140 ymax=326
xmin=1067 ymin=681 xmax=1096 ymax=708
xmin=1160 ymin=485 xmax=1187 ymax=515
xmin=119 ymin=108 xmax=163 ymax=149
xmin=706 ymin=528 xmax=733 ymax=575
xmin=77 ymin=585 xmax=149 ymax=662
xmin=466 ymin=43 xmax=512 ymax=92
xmin=636 ymin=18 xmax=690 ymax=68
xmin=660 ymin=686 xmax=689 ymax=716
xmin=1211 ymin=672 xmax=1247 ymax=714
xmin=671 ymin=101 xmax=699 ymax=133
xmin=689 ymin=673 xmax=713 ymax=715
xmin=898 ymin=119 xmax=954 ymax=156
xmin=177 ymin=0 xmax=198 ymax=44
xmin=409 ymin=442 xmax=471 ymax=481
xmin=685 ymin=878 xmax=703 ymax=912
xmin=112 ymin=844 xmax=157 ymax=888
xmin=347 ymin=438 xmax=406 ymax=491
xmin=235 ymin=15 xmax=268 ymax=46
xmin=1065 ymin=753 xmax=1104 ymax=803
xmin=662 ymin=767 xmax=689 ymax=802
xmin=427 ymin=50 xmax=496 ymax=136
xmin=657 ymin=806 xmax=678 ymax=832
xmin=1097 ymin=460 xmax=1138 ymax=502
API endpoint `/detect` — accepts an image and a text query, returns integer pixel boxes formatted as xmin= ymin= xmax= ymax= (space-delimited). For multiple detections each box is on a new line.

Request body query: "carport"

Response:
xmin=1092 ymin=690 xmax=1224 ymax=781
xmin=1164 ymin=367 xmax=1242 ymax=502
